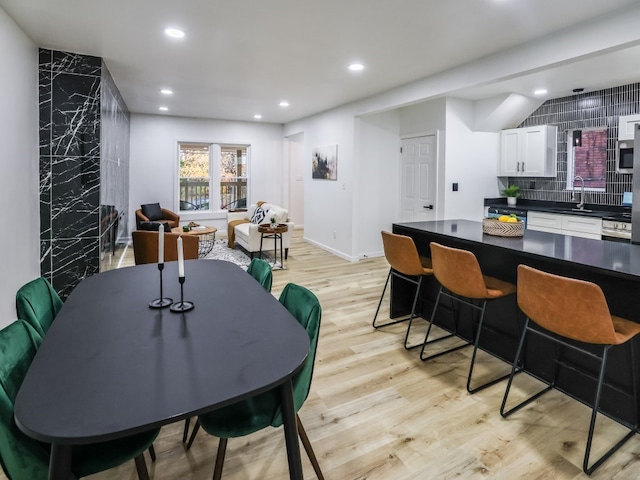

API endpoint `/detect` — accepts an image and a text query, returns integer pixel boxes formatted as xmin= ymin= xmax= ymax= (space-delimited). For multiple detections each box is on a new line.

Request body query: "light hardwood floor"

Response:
xmin=20 ymin=231 xmax=640 ymax=479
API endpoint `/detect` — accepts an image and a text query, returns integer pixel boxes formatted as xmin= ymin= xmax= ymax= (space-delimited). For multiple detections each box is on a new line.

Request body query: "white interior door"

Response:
xmin=286 ymin=132 xmax=304 ymax=227
xmin=400 ymin=135 xmax=437 ymax=222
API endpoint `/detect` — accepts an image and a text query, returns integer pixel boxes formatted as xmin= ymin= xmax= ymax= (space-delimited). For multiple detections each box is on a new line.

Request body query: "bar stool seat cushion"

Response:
xmin=611 ymin=316 xmax=640 ymax=345
xmin=484 ymin=275 xmax=517 ymax=299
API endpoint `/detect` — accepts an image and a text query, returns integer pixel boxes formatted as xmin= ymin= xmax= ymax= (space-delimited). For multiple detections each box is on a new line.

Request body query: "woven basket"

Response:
xmin=482 ymin=218 xmax=524 ymax=237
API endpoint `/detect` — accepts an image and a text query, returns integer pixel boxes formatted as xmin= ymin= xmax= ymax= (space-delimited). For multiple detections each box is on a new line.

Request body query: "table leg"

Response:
xmin=259 ymin=234 xmax=265 ymax=260
xmin=49 ymin=444 xmax=72 ymax=480
xmin=280 ymin=379 xmax=303 ymax=479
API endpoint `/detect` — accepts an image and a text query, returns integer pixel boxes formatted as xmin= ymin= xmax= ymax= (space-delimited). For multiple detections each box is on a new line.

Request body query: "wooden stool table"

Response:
xmin=172 ymin=226 xmax=217 ymax=257
xmin=258 ymin=223 xmax=288 ymax=269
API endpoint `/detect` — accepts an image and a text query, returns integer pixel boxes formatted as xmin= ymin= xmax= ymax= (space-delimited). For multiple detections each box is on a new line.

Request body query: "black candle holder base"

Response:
xmin=149 ymin=297 xmax=173 ymax=309
xmin=170 ymin=301 xmax=194 ymax=312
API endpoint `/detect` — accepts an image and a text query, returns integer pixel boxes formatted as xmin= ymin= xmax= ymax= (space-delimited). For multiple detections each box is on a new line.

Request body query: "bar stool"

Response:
xmin=421 ymin=242 xmax=517 ymax=394
xmin=372 ymin=231 xmax=433 ymax=350
xmin=501 ymin=264 xmax=640 ymax=475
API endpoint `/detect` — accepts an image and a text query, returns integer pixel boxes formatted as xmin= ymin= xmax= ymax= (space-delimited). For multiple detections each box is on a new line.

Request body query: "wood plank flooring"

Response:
xmin=14 ymin=231 xmax=640 ymax=479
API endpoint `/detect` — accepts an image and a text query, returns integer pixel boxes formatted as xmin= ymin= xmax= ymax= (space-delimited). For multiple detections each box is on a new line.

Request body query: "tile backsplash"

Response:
xmin=510 ymin=82 xmax=640 ymax=206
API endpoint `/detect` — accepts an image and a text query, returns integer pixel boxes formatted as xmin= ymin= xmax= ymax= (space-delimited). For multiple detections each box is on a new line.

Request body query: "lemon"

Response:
xmin=506 ymin=217 xmax=519 ymax=223
xmin=498 ymin=215 xmax=510 ymax=222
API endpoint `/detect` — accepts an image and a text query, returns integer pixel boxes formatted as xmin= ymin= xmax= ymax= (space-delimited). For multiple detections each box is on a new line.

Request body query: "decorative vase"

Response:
xmin=507 ymin=197 xmax=517 ymax=206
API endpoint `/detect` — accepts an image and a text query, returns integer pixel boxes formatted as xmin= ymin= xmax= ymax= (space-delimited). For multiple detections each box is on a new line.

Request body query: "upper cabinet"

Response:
xmin=499 ymin=125 xmax=557 ymax=177
xmin=618 ymin=114 xmax=640 ymax=140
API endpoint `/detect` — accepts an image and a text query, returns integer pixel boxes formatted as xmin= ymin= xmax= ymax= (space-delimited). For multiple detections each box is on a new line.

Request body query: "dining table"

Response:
xmin=14 ymin=259 xmax=310 ymax=480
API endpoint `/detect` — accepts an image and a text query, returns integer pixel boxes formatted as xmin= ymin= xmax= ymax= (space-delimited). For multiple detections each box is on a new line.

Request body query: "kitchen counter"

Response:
xmin=391 ymin=219 xmax=640 ymax=427
xmin=484 ymin=198 xmax=624 ymax=219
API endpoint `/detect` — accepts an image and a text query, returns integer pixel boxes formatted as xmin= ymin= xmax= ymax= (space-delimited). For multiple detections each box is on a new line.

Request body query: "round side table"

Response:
xmin=172 ymin=226 xmax=218 ymax=257
xmin=257 ymin=223 xmax=288 ymax=269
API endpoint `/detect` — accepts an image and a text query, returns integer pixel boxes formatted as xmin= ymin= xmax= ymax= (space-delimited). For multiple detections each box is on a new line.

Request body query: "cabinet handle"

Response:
xmin=516 ymin=162 xmax=520 ymax=172
xmin=522 ymin=162 xmax=525 ymax=172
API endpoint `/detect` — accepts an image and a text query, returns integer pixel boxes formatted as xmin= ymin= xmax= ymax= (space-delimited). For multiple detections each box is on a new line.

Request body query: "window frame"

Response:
xmin=565 ymin=128 xmax=607 ymax=193
xmin=175 ymin=141 xmax=250 ymax=221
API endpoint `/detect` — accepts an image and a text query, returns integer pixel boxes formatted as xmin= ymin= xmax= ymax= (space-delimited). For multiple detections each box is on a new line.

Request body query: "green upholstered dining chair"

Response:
xmin=0 ymin=320 xmax=160 ymax=480
xmin=185 ymin=283 xmax=324 ymax=480
xmin=15 ymin=277 xmax=63 ymax=339
xmin=247 ymin=257 xmax=273 ymax=292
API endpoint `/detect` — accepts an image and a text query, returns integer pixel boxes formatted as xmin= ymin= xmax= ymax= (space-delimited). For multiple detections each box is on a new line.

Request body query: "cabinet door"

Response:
xmin=499 ymin=129 xmax=521 ymax=176
xmin=527 ymin=211 xmax=563 ymax=233
xmin=561 ymin=215 xmax=602 ymax=238
xmin=521 ymin=127 xmax=547 ymax=176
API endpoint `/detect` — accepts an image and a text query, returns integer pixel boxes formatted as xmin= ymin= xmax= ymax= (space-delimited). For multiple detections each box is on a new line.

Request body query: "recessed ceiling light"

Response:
xmin=254 ymin=114 xmax=262 ymax=120
xmin=159 ymin=106 xmax=169 ymax=111
xmin=279 ymin=101 xmax=290 ymax=107
xmin=534 ymin=89 xmax=548 ymax=95
xmin=348 ymin=63 xmax=364 ymax=72
xmin=164 ymin=28 xmax=185 ymax=38
xmin=160 ymin=89 xmax=173 ymax=95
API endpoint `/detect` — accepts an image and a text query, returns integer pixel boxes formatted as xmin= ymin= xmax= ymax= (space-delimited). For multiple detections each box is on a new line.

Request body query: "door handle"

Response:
xmin=423 ymin=205 xmax=433 ymax=210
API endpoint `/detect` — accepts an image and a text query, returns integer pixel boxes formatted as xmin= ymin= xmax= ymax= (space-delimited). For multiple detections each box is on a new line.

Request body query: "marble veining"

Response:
xmin=39 ymin=49 xmax=129 ymax=298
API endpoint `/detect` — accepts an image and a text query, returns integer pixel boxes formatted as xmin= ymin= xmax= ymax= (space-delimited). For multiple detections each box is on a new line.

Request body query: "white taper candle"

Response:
xmin=177 ymin=236 xmax=185 ymax=277
xmin=158 ymin=224 xmax=164 ymax=264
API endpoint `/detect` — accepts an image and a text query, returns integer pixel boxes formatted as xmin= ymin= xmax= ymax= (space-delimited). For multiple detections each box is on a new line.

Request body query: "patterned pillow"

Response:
xmin=250 ymin=205 xmax=267 ymax=224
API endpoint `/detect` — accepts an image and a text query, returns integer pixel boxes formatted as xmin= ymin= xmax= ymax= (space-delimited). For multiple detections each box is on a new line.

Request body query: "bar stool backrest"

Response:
xmin=381 ymin=231 xmax=425 ymax=277
xmin=430 ymin=242 xmax=488 ymax=299
xmin=517 ymin=264 xmax=618 ymax=345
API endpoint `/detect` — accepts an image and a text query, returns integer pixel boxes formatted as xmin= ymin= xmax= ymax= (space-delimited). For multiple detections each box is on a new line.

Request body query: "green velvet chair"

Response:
xmin=15 ymin=277 xmax=63 ymax=339
xmin=247 ymin=257 xmax=273 ymax=292
xmin=185 ymin=283 xmax=324 ymax=480
xmin=0 ymin=320 xmax=160 ymax=480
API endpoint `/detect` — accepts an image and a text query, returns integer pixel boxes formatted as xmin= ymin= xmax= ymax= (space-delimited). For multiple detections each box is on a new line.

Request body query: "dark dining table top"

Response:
xmin=15 ymin=260 xmax=309 ymax=444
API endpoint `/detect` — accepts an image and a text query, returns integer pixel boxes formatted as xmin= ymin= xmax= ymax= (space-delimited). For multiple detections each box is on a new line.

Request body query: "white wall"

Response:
xmin=129 ymin=114 xmax=284 ymax=234
xmin=354 ymin=110 xmax=400 ymax=258
xmin=444 ymin=98 xmax=499 ymax=220
xmin=0 ymin=7 xmax=39 ymax=327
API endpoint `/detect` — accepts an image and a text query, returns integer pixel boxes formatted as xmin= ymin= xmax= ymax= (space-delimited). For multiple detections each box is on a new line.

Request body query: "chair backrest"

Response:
xmin=132 ymin=231 xmax=199 ymax=265
xmin=271 ymin=283 xmax=322 ymax=427
xmin=517 ymin=264 xmax=618 ymax=344
xmin=429 ymin=242 xmax=489 ymax=299
xmin=247 ymin=258 xmax=273 ymax=292
xmin=16 ymin=277 xmax=63 ymax=339
xmin=381 ymin=231 xmax=425 ymax=276
xmin=0 ymin=321 xmax=49 ymax=480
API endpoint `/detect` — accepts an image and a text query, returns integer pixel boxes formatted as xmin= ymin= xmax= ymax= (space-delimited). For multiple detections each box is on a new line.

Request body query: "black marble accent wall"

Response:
xmin=39 ymin=49 xmax=130 ymax=298
xmin=511 ymin=82 xmax=640 ymax=206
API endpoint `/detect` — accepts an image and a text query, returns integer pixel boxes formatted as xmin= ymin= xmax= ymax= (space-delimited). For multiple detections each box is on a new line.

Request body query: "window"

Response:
xmin=565 ymin=128 xmax=607 ymax=192
xmin=220 ymin=146 xmax=248 ymax=210
xmin=178 ymin=142 xmax=249 ymax=213
xmin=179 ymin=143 xmax=211 ymax=212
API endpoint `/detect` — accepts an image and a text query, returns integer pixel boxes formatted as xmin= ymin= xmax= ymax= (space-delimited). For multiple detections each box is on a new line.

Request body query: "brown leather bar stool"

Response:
xmin=501 ymin=264 xmax=640 ymax=475
xmin=372 ymin=231 xmax=433 ymax=350
xmin=421 ymin=242 xmax=517 ymax=394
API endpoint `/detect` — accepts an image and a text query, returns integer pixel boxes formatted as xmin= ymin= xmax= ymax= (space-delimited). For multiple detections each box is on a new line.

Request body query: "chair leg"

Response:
xmin=501 ymin=319 xmax=553 ymax=417
xmin=466 ymin=300 xmax=512 ymax=394
xmin=212 ymin=438 xmax=228 ymax=480
xmin=297 ymin=414 xmax=324 ymax=480
xmin=133 ymin=454 xmax=150 ymax=480
xmin=183 ymin=418 xmax=191 ymax=443
xmin=402 ymin=276 xmax=426 ymax=350
xmin=285 ymin=248 xmax=289 ymax=260
xmin=372 ymin=270 xmax=393 ymax=328
xmin=186 ymin=419 xmax=201 ymax=450
xmin=148 ymin=444 xmax=156 ymax=462
xmin=420 ymin=287 xmax=469 ymax=361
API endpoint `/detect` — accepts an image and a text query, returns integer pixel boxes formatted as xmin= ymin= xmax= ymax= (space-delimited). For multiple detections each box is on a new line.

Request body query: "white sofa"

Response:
xmin=227 ymin=203 xmax=294 ymax=259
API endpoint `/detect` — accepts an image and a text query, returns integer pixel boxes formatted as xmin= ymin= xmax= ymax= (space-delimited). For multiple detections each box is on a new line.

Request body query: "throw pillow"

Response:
xmin=141 ymin=203 xmax=163 ymax=221
xmin=250 ymin=205 xmax=268 ymax=224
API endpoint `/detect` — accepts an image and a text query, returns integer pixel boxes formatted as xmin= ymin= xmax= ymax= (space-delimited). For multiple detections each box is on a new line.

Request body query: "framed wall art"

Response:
xmin=312 ymin=144 xmax=337 ymax=180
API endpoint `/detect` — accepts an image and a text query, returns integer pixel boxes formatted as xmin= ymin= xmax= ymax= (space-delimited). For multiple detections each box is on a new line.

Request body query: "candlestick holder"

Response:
xmin=149 ymin=263 xmax=173 ymax=308
xmin=170 ymin=276 xmax=194 ymax=312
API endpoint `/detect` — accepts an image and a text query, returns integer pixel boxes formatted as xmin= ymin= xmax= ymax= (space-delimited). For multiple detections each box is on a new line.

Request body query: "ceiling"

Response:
xmin=2 ymin=0 xmax=640 ymax=124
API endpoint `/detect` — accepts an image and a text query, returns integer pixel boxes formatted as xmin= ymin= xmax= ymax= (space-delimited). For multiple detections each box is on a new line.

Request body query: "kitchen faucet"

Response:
xmin=574 ymin=175 xmax=585 ymax=210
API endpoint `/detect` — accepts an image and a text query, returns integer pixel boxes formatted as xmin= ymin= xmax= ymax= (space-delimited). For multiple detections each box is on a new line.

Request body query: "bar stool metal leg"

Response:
xmin=419 ymin=286 xmax=469 ymax=361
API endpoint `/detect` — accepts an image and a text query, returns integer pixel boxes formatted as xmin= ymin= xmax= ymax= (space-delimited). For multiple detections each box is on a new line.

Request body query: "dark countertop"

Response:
xmin=394 ymin=219 xmax=640 ymax=280
xmin=483 ymin=198 xmax=626 ymax=219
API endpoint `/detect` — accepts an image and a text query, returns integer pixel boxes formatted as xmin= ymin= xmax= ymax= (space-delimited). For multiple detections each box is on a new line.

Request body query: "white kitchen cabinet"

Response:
xmin=499 ymin=125 xmax=557 ymax=177
xmin=527 ymin=211 xmax=601 ymax=239
xmin=618 ymin=114 xmax=640 ymax=140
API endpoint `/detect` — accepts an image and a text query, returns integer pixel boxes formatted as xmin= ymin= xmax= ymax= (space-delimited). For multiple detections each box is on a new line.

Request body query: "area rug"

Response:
xmin=203 ymin=239 xmax=273 ymax=269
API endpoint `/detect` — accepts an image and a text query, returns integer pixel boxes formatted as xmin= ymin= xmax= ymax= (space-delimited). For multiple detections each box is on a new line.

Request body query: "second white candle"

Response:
xmin=177 ymin=236 xmax=185 ymax=277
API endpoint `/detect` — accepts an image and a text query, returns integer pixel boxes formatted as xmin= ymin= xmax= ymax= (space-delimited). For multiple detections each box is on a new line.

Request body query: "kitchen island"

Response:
xmin=392 ymin=219 xmax=640 ymax=426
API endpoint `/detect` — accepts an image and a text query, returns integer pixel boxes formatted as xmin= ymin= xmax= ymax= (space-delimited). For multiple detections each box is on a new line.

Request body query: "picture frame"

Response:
xmin=312 ymin=144 xmax=337 ymax=180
